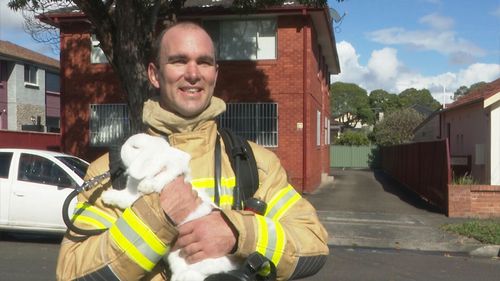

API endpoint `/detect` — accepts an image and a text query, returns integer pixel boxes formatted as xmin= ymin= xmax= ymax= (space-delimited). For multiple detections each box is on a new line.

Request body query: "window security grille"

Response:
xmin=90 ymin=104 xmax=130 ymax=147
xmin=218 ymin=103 xmax=278 ymax=147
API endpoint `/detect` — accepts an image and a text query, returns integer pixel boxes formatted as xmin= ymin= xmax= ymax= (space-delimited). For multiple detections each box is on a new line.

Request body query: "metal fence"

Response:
xmin=330 ymin=145 xmax=380 ymax=168
xmin=380 ymin=140 xmax=450 ymax=212
xmin=218 ymin=103 xmax=278 ymax=147
xmin=89 ymin=104 xmax=130 ymax=147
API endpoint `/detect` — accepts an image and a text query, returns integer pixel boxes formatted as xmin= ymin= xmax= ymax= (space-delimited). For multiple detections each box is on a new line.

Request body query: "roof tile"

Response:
xmin=0 ymin=40 xmax=59 ymax=69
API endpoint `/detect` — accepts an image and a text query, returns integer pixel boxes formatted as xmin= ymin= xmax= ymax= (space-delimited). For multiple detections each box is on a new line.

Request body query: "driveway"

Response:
xmin=305 ymin=169 xmax=484 ymax=253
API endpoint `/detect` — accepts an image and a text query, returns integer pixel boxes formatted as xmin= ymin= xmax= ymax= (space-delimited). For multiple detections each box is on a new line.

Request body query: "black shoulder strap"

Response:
xmin=218 ymin=127 xmax=259 ymax=210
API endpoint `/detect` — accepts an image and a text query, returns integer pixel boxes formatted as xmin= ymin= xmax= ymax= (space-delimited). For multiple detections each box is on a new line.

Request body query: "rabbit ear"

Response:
xmin=122 ymin=134 xmax=171 ymax=180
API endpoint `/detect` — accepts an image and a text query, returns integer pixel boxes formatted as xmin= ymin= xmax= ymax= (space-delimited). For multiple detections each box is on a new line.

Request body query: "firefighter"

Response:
xmin=56 ymin=21 xmax=329 ymax=281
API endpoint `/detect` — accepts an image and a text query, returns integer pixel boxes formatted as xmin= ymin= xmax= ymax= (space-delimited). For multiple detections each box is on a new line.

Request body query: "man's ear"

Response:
xmin=147 ymin=62 xmax=160 ymax=89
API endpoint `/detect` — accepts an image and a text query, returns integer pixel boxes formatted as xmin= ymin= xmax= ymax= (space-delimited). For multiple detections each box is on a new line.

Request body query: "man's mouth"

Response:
xmin=180 ymin=87 xmax=202 ymax=94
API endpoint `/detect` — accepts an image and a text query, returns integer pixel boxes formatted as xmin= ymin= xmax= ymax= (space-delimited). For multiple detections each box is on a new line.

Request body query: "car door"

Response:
xmin=9 ymin=152 xmax=78 ymax=230
xmin=0 ymin=151 xmax=14 ymax=225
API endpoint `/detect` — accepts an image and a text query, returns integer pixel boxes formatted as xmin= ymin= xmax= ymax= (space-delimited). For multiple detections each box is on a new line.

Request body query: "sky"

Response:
xmin=329 ymin=0 xmax=500 ymax=104
xmin=1 ymin=0 xmax=499 ymax=104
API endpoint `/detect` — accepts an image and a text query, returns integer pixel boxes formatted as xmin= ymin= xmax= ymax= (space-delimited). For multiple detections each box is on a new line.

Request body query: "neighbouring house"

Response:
xmin=0 ymin=41 xmax=61 ymax=133
xmin=414 ymin=78 xmax=500 ymax=184
xmin=40 ymin=1 xmax=341 ymax=192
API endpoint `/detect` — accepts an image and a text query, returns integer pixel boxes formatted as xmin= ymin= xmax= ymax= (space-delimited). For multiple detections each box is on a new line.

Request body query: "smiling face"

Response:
xmin=148 ymin=23 xmax=218 ymax=118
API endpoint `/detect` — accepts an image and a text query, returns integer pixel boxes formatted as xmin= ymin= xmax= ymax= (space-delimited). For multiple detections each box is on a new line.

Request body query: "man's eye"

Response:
xmin=170 ymin=60 xmax=186 ymax=65
xmin=199 ymin=60 xmax=214 ymax=66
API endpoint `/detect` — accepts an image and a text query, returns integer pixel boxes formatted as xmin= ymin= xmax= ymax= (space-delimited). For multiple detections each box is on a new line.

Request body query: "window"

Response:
xmin=24 ymin=64 xmax=38 ymax=84
xmin=0 ymin=152 xmax=13 ymax=179
xmin=45 ymin=72 xmax=60 ymax=93
xmin=325 ymin=117 xmax=330 ymax=145
xmin=90 ymin=104 xmax=130 ymax=147
xmin=91 ymin=34 xmax=109 ymax=64
xmin=46 ymin=116 xmax=60 ymax=133
xmin=316 ymin=111 xmax=321 ymax=146
xmin=218 ymin=103 xmax=278 ymax=147
xmin=17 ymin=153 xmax=75 ymax=187
xmin=205 ymin=19 xmax=277 ymax=60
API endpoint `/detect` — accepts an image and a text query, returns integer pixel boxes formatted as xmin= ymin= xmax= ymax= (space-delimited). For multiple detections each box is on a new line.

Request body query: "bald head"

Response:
xmin=153 ymin=22 xmax=216 ymax=67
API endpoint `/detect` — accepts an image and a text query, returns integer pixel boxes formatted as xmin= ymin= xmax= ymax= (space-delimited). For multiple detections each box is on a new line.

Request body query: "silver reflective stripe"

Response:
xmin=289 ymin=255 xmax=328 ymax=280
xmin=265 ymin=186 xmax=299 ymax=219
xmin=76 ymin=265 xmax=121 ymax=281
xmin=114 ymin=217 xmax=163 ymax=264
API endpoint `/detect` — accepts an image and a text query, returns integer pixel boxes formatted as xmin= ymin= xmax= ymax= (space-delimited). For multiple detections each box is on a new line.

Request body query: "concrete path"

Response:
xmin=305 ymin=169 xmax=497 ymax=256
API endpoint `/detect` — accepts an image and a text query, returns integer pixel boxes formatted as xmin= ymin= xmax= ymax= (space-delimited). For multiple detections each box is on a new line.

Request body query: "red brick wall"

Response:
xmin=58 ymin=15 xmax=331 ymax=191
xmin=59 ymin=23 xmax=125 ymax=161
xmin=448 ymin=184 xmax=500 ymax=218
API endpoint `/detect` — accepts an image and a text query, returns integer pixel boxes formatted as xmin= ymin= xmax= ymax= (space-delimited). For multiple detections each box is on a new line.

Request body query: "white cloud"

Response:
xmin=367 ymin=48 xmax=401 ymax=82
xmin=332 ymin=41 xmax=500 ymax=104
xmin=0 ymin=0 xmax=25 ymax=33
xmin=367 ymin=13 xmax=486 ymax=65
xmin=419 ymin=13 xmax=454 ymax=30
xmin=492 ymin=6 xmax=500 ymax=18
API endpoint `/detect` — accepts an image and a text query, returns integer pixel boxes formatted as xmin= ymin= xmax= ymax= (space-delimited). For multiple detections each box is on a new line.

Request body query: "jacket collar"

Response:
xmin=142 ymin=96 xmax=226 ymax=135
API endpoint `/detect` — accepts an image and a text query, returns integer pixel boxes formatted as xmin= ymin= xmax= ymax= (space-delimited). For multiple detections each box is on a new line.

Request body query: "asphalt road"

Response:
xmin=1 ymin=235 xmax=499 ymax=281
xmin=1 ymin=169 xmax=498 ymax=280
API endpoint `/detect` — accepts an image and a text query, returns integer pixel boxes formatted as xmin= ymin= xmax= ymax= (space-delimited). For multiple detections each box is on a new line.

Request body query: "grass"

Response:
xmin=451 ymin=172 xmax=477 ymax=185
xmin=441 ymin=220 xmax=500 ymax=245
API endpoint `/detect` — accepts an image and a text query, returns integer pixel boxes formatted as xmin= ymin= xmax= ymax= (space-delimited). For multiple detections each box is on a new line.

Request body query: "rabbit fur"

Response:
xmin=101 ymin=133 xmax=239 ymax=281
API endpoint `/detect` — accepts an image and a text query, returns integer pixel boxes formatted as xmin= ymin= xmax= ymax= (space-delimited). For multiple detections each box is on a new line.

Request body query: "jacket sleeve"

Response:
xmin=56 ymin=154 xmax=178 ymax=281
xmin=221 ymin=144 xmax=329 ymax=281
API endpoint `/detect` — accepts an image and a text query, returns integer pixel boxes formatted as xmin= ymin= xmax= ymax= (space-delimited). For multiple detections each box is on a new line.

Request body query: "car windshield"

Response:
xmin=56 ymin=156 xmax=89 ymax=179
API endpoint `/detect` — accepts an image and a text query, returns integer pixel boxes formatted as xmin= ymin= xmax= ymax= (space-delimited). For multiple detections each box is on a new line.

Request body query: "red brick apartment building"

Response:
xmin=41 ymin=1 xmax=340 ymax=192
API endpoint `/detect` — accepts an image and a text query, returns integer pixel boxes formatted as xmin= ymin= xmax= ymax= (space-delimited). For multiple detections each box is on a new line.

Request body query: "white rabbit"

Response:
xmin=102 ymin=133 xmax=239 ymax=281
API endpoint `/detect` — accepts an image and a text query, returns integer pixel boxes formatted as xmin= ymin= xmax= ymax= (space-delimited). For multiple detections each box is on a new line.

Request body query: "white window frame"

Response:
xmin=316 ymin=111 xmax=321 ymax=147
xmin=90 ymin=34 xmax=109 ymax=64
xmin=205 ymin=18 xmax=277 ymax=61
xmin=24 ymin=64 xmax=38 ymax=86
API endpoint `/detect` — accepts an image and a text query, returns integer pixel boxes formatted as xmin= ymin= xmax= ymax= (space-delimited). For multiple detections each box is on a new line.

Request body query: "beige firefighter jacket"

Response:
xmin=56 ymin=97 xmax=329 ymax=281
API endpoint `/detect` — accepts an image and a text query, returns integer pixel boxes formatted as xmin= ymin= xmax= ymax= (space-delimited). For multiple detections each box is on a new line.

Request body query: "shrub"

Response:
xmin=334 ymin=130 xmax=370 ymax=146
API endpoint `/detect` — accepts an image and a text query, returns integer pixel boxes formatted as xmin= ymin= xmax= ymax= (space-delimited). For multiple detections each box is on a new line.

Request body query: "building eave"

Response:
xmin=0 ymin=40 xmax=59 ymax=70
xmin=38 ymin=3 xmax=340 ymax=75
xmin=484 ymin=92 xmax=500 ymax=109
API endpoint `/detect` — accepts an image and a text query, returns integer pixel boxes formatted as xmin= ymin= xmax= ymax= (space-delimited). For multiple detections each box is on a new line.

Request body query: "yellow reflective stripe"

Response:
xmin=74 ymin=216 xmax=108 ymax=229
xmin=221 ymin=177 xmax=236 ymax=187
xmin=219 ymin=195 xmax=234 ymax=208
xmin=256 ymin=215 xmax=268 ymax=255
xmin=72 ymin=202 xmax=116 ymax=229
xmin=271 ymin=222 xmax=286 ymax=265
xmin=76 ymin=202 xmax=116 ymax=222
xmin=191 ymin=177 xmax=236 ymax=208
xmin=110 ymin=223 xmax=155 ymax=271
xmin=191 ymin=178 xmax=214 ymax=188
xmin=265 ymin=185 xmax=301 ymax=220
xmin=191 ymin=177 xmax=236 ymax=188
xmin=272 ymin=193 xmax=301 ymax=220
xmin=255 ymin=215 xmax=286 ymax=266
xmin=121 ymin=209 xmax=168 ymax=256
xmin=109 ymin=208 xmax=168 ymax=271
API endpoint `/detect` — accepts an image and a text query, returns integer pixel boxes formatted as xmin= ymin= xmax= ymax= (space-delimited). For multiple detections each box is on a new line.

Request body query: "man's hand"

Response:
xmin=174 ymin=211 xmax=237 ymax=264
xmin=159 ymin=176 xmax=201 ymax=225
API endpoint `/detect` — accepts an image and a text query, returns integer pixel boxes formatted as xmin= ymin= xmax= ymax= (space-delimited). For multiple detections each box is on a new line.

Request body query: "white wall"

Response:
xmin=444 ymin=102 xmax=488 ymax=183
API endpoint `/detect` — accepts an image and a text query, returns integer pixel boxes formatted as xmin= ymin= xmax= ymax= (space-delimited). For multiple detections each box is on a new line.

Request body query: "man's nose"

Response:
xmin=184 ymin=62 xmax=200 ymax=83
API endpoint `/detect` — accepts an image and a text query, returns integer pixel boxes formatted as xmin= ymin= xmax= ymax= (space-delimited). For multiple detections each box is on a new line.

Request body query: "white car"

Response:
xmin=0 ymin=148 xmax=89 ymax=234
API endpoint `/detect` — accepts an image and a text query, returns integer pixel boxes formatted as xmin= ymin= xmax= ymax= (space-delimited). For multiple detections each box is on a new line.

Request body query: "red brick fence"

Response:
xmin=380 ymin=140 xmax=500 ymax=218
xmin=448 ymin=184 xmax=500 ymax=218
